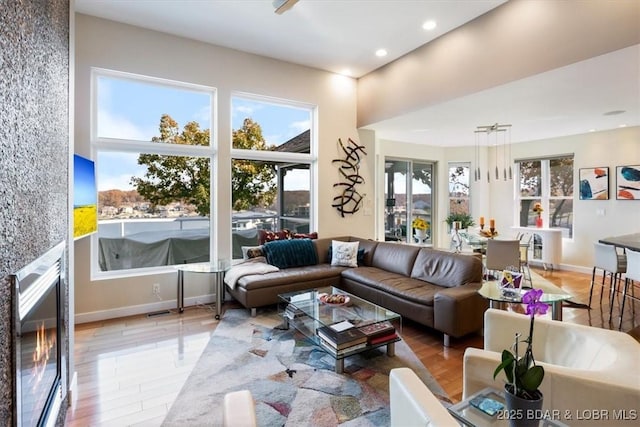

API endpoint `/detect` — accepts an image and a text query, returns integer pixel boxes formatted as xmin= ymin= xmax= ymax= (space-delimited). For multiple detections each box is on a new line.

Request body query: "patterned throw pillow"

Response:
xmin=258 ymin=229 xmax=292 ymax=245
xmin=330 ymin=240 xmax=359 ymax=268
xmin=327 ymin=246 xmax=365 ymax=266
xmin=241 ymin=246 xmax=264 ymax=260
xmin=292 ymin=232 xmax=318 ymax=240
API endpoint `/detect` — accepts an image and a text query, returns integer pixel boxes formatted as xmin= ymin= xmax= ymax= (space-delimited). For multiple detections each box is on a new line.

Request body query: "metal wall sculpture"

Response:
xmin=332 ymin=138 xmax=367 ymax=217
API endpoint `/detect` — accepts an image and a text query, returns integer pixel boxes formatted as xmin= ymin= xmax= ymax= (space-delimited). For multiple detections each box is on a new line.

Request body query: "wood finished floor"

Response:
xmin=65 ymin=268 xmax=639 ymax=426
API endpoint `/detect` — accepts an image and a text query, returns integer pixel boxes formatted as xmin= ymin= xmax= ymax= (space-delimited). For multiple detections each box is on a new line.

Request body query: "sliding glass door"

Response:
xmin=384 ymin=159 xmax=434 ymax=245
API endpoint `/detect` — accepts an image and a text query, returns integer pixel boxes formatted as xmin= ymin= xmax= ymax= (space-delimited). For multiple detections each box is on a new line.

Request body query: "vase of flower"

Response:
xmin=535 ymin=215 xmax=543 ymax=228
xmin=494 ymin=289 xmax=548 ymax=427
xmin=414 ymin=228 xmax=427 ymax=242
xmin=504 ymin=384 xmax=543 ymax=427
xmin=412 ymin=217 xmax=429 ymax=243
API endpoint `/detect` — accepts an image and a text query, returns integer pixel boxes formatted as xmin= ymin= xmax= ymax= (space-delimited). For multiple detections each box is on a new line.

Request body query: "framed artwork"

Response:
xmin=616 ymin=165 xmax=640 ymax=200
xmin=579 ymin=167 xmax=609 ymax=200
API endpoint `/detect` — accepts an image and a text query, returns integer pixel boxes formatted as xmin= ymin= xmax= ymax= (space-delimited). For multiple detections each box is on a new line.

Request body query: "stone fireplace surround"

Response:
xmin=0 ymin=1 xmax=70 ymax=425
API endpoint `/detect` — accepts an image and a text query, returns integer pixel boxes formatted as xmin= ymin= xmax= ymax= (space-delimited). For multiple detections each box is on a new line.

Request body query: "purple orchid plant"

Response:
xmin=493 ymin=289 xmax=548 ymax=400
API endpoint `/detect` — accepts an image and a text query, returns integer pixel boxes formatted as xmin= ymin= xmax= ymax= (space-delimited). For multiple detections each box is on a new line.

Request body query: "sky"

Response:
xmin=96 ymin=76 xmax=311 ymax=192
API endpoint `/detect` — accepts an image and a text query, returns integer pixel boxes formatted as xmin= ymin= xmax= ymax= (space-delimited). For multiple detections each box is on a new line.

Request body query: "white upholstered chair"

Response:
xmin=389 ymin=368 xmax=457 ymax=427
xmin=463 ymin=309 xmax=640 ymax=426
xmin=223 ymin=390 xmax=257 ymax=427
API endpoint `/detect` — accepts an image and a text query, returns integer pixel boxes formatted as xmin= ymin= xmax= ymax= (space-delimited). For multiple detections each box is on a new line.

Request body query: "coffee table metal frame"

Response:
xmin=278 ymin=286 xmax=402 ymax=373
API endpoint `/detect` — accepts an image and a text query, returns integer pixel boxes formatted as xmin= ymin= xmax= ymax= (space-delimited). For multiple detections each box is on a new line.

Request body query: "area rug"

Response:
xmin=163 ymin=308 xmax=448 ymax=426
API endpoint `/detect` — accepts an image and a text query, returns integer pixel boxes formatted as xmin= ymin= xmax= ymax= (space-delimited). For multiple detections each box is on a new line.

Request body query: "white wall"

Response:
xmin=376 ymin=126 xmax=640 ymax=271
xmin=74 ymin=14 xmax=372 ymax=321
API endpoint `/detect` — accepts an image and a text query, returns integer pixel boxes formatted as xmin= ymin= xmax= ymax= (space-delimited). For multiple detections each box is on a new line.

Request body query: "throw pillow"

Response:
xmin=292 ymin=232 xmax=318 ymax=240
xmin=328 ymin=246 xmax=365 ymax=266
xmin=263 ymin=238 xmax=318 ymax=269
xmin=258 ymin=229 xmax=292 ymax=245
xmin=330 ymin=240 xmax=359 ymax=268
xmin=241 ymin=246 xmax=264 ymax=260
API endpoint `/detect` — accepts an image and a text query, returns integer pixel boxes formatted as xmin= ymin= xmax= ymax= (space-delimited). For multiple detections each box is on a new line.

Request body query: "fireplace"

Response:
xmin=11 ymin=241 xmax=66 ymax=427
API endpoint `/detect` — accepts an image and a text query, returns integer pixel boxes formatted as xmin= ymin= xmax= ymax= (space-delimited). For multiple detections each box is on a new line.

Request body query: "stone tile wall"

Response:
xmin=0 ymin=0 xmax=70 ymax=424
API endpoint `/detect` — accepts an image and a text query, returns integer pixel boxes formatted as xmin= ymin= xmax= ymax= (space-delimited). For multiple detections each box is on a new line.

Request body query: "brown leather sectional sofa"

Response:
xmin=225 ymin=236 xmax=487 ymax=345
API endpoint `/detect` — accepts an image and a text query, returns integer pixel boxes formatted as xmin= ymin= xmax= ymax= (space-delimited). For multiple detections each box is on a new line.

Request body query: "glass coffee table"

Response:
xmin=278 ymin=286 xmax=402 ymax=373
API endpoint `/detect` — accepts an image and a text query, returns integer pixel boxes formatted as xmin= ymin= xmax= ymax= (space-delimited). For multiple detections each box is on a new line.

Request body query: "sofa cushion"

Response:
xmin=237 ymin=264 xmax=346 ymax=290
xmin=341 ymin=267 xmax=440 ymax=306
xmin=263 ymin=239 xmax=318 ymax=269
xmin=410 ymin=248 xmax=482 ymax=288
xmin=330 ymin=240 xmax=359 ymax=267
xmin=370 ymin=242 xmax=420 ymax=276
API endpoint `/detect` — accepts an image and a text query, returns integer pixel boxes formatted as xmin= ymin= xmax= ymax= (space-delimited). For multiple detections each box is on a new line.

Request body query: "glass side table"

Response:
xmin=449 ymin=387 xmax=569 ymax=427
xmin=175 ymin=261 xmax=229 ymax=319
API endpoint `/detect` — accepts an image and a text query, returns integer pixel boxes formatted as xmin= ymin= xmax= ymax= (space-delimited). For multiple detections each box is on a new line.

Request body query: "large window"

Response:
xmin=230 ymin=95 xmax=315 ymax=258
xmin=384 ymin=159 xmax=434 ymax=245
xmin=92 ymin=69 xmax=215 ymax=275
xmin=516 ymin=156 xmax=574 ymax=237
xmin=448 ymin=163 xmax=471 ymax=215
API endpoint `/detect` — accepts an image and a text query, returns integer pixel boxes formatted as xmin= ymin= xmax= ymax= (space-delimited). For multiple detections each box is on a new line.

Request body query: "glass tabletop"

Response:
xmin=175 ymin=261 xmax=229 ymax=273
xmin=478 ymin=281 xmax=573 ymax=304
xmin=278 ymin=286 xmax=401 ymax=330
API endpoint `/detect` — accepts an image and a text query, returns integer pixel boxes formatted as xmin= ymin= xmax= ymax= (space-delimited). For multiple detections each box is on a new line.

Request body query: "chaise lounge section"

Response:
xmin=226 ymin=236 xmax=487 ymax=345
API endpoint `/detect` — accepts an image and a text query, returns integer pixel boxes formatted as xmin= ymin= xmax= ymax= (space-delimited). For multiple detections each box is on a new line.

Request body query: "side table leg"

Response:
xmin=177 ymin=270 xmax=184 ymax=313
xmin=552 ymin=301 xmax=563 ymax=321
xmin=214 ymin=271 xmax=223 ymax=320
xmin=335 ymin=358 xmax=344 ymax=374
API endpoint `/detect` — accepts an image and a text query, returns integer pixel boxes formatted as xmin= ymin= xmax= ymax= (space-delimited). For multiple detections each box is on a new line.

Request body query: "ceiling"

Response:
xmin=75 ymin=0 xmax=640 ymax=147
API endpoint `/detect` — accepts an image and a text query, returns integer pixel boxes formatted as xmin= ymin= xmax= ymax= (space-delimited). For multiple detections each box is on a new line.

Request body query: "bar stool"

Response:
xmin=619 ymin=248 xmax=640 ymax=330
xmin=590 ymin=242 xmax=627 ymax=321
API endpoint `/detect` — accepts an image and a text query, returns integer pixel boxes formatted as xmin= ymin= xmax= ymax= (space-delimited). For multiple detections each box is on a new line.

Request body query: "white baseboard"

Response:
xmin=74 ymin=293 xmax=216 ymax=324
xmin=529 ymin=261 xmax=591 ymax=275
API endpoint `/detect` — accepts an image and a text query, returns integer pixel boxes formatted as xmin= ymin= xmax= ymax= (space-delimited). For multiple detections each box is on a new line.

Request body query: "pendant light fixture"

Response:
xmin=474 ymin=123 xmax=512 ymax=182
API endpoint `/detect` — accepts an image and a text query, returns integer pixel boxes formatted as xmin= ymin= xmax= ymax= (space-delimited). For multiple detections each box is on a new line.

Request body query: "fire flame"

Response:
xmin=32 ymin=322 xmax=55 ymax=388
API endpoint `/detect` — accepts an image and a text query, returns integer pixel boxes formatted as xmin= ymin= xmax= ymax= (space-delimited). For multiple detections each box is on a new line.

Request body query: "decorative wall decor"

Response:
xmin=616 ymin=165 xmax=640 ymax=200
xmin=579 ymin=167 xmax=609 ymax=200
xmin=332 ymin=138 xmax=367 ymax=217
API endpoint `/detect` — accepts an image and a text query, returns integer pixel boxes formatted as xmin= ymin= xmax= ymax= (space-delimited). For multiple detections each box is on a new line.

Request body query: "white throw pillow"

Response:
xmin=331 ymin=240 xmax=359 ymax=267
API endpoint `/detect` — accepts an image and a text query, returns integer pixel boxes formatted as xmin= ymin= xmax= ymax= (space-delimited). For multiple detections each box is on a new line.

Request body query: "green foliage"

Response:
xmin=231 ymin=118 xmax=276 ymax=211
xmin=132 ymin=114 xmax=275 ymax=215
xmin=445 ymin=212 xmax=475 ymax=229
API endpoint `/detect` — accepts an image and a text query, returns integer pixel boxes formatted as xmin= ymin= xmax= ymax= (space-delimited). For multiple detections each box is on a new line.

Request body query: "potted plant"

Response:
xmin=411 ymin=217 xmax=429 ymax=242
xmin=493 ymin=289 xmax=547 ymax=427
xmin=532 ymin=203 xmax=544 ymax=228
xmin=445 ymin=213 xmax=475 ymax=231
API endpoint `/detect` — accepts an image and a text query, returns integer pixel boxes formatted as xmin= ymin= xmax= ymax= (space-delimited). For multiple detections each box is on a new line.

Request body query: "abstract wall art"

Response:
xmin=579 ymin=167 xmax=609 ymax=200
xmin=332 ymin=137 xmax=366 ymax=217
xmin=616 ymin=165 xmax=640 ymax=200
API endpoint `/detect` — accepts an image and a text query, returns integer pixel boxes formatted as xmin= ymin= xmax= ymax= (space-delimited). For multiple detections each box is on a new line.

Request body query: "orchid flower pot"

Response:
xmin=504 ymin=384 xmax=543 ymax=427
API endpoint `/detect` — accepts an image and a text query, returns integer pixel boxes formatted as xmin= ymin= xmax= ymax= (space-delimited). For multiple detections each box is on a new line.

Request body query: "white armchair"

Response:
xmin=464 ymin=309 xmax=640 ymax=425
xmin=389 ymin=368 xmax=457 ymax=427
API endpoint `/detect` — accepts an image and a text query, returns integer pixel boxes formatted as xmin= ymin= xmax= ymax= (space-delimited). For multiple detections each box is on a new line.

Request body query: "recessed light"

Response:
xmin=619 ymin=124 xmax=628 ymax=128
xmin=340 ymin=68 xmax=352 ymax=76
xmin=589 ymin=129 xmax=597 ymax=132
xmin=375 ymin=49 xmax=388 ymax=57
xmin=604 ymin=110 xmax=626 ymax=116
xmin=422 ymin=20 xmax=437 ymax=30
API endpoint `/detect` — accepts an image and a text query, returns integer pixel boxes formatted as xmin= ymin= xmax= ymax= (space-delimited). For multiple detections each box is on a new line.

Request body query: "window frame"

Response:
xmin=90 ymin=68 xmax=217 ymax=280
xmin=230 ymin=92 xmax=318 ymax=255
xmin=515 ymin=155 xmax=574 ymax=238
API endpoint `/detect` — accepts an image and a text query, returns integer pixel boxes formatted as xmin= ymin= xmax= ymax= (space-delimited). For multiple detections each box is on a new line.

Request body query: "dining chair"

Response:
xmin=619 ymin=248 xmax=640 ymax=330
xmin=485 ymin=239 xmax=521 ymax=280
xmin=518 ymin=233 xmax=533 ymax=287
xmin=590 ymin=242 xmax=627 ymax=321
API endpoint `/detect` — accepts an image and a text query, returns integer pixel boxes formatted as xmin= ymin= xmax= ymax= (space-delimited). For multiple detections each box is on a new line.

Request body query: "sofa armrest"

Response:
xmin=390 ymin=368 xmax=457 ymax=427
xmin=434 ymin=283 xmax=488 ymax=338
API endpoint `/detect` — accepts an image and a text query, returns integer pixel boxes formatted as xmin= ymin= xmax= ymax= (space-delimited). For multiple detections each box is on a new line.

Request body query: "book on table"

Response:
xmin=317 ymin=324 xmax=367 ymax=350
xmin=357 ymin=321 xmax=396 ymax=342
xmin=318 ymin=338 xmax=368 ymax=356
xmin=368 ymin=331 xmax=399 ymax=346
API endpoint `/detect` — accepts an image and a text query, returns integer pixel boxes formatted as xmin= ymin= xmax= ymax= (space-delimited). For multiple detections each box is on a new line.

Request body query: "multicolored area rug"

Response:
xmin=163 ymin=308 xmax=448 ymax=426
